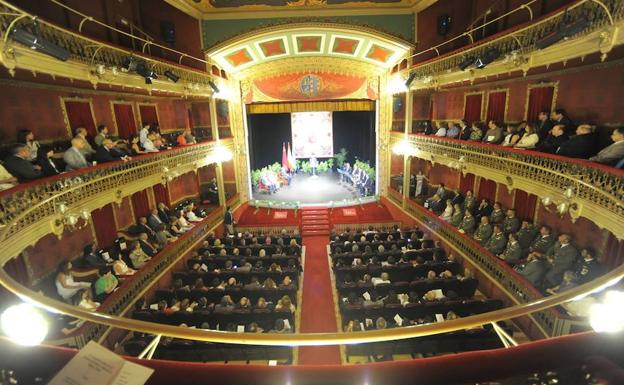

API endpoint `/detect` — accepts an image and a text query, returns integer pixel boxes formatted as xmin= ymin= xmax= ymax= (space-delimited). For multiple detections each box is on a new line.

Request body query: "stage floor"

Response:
xmin=252 ymin=173 xmax=370 ymax=204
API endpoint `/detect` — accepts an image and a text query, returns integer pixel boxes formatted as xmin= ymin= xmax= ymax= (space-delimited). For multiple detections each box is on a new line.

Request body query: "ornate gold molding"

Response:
xmin=236 ymin=56 xmax=384 ymax=80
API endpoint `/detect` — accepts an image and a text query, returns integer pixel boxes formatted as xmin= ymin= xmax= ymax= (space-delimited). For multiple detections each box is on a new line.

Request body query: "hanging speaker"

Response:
xmin=160 ymin=21 xmax=176 ymax=45
xmin=437 ymin=14 xmax=452 ymax=36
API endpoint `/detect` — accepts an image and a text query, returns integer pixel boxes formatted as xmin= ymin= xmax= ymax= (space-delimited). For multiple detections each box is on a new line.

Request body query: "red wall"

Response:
xmin=113 ymin=196 xmax=135 ymax=229
xmin=410 ymin=158 xmax=460 ymax=190
xmin=168 ymin=172 xmax=200 ymax=204
xmin=412 ymin=93 xmax=432 ymax=120
xmin=0 ymin=82 xmax=190 ymax=143
xmin=190 ymin=101 xmax=212 ymax=128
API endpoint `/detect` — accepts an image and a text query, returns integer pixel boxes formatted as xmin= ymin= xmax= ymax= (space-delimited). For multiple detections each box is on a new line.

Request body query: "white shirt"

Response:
xmin=139 ymin=128 xmax=149 ymax=145
xmin=143 ymin=139 xmax=159 ymax=152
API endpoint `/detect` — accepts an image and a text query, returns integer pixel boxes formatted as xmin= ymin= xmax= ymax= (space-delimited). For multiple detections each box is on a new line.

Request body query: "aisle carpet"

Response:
xmin=298 ymin=236 xmax=342 ymax=365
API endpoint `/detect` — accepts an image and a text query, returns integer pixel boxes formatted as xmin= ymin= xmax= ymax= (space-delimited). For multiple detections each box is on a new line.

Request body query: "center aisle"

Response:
xmin=297 ymin=235 xmax=342 ymax=365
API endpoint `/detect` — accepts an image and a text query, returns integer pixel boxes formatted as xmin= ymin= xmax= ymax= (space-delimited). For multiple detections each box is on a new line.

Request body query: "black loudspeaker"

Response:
xmin=160 ymin=21 xmax=176 ymax=45
xmin=11 ymin=27 xmax=70 ymax=61
xmin=437 ymin=14 xmax=452 ymax=36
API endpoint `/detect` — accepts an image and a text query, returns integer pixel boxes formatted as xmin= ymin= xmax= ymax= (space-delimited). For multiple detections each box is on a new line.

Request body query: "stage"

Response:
xmin=252 ymin=173 xmax=372 ymax=204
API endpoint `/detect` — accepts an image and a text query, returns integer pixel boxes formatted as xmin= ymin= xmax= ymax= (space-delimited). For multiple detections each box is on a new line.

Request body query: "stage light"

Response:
xmin=404 ymin=72 xmax=416 ymax=88
xmin=458 ymin=56 xmax=475 ymax=71
xmin=10 ymin=26 xmax=70 ymax=61
xmin=208 ymin=80 xmax=220 ymax=93
xmin=387 ymin=74 xmax=407 ymax=94
xmin=164 ymin=70 xmax=180 ymax=83
xmin=210 ymin=143 xmax=232 ymax=163
xmin=136 ymin=61 xmax=157 ymax=83
xmin=1 ymin=303 xmax=48 ymax=346
xmin=392 ymin=139 xmax=414 ymax=156
xmin=590 ymin=290 xmax=624 ymax=333
xmin=536 ymin=17 xmax=590 ymax=50
xmin=475 ymin=48 xmax=500 ymax=69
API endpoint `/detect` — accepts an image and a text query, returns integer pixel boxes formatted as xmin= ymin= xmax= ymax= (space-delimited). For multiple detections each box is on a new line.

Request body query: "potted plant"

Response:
xmin=334 ymin=148 xmax=347 ymax=169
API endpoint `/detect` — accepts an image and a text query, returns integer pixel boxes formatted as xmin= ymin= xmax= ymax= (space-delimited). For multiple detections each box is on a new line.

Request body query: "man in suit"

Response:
xmin=458 ymin=120 xmax=471 ymax=140
xmin=536 ymin=111 xmax=553 ymax=140
xmin=136 ymin=217 xmax=157 ymax=241
xmin=148 ymin=209 xmax=164 ymax=230
xmin=475 ymin=199 xmax=493 ymax=222
xmin=589 ymin=127 xmax=624 ymax=166
xmin=498 ymin=233 xmax=522 ymax=265
xmin=63 ymin=138 xmax=90 ymax=171
xmin=94 ymin=139 xmax=131 ymax=163
xmin=556 ymin=124 xmax=598 ymax=159
xmin=551 ymin=108 xmax=574 ymax=135
xmin=483 ymin=120 xmax=504 ymax=144
xmin=3 ymin=144 xmax=42 ymax=182
xmin=544 ymin=234 xmax=579 ymax=288
xmin=138 ymin=233 xmax=158 ymax=256
xmin=157 ymin=202 xmax=171 ymax=224
xmin=224 ymin=206 xmax=235 ymax=235
xmin=485 ymin=225 xmax=507 ymax=255
xmin=536 ymin=124 xmax=568 ymax=154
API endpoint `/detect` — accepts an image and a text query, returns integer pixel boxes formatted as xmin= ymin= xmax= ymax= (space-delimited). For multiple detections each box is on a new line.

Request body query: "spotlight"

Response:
xmin=135 ymin=60 xmax=157 ymax=83
xmin=474 ymin=48 xmax=500 ymax=69
xmin=590 ymin=291 xmax=624 ymax=333
xmin=404 ymin=72 xmax=416 ymax=88
xmin=10 ymin=26 xmax=70 ymax=61
xmin=122 ymin=56 xmax=138 ymax=72
xmin=1 ymin=303 xmax=49 ymax=346
xmin=536 ymin=17 xmax=590 ymax=50
xmin=208 ymin=80 xmax=220 ymax=93
xmin=458 ymin=56 xmax=475 ymax=71
xmin=164 ymin=70 xmax=180 ymax=83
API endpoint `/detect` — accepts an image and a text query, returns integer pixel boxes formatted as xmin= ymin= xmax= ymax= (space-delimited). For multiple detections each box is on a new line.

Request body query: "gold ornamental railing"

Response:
xmin=395 ymin=133 xmax=624 ymax=239
xmin=0 ymin=1 xmax=215 ymax=92
xmin=0 ymin=141 xmax=223 ymax=263
xmin=405 ymin=0 xmax=624 ymax=79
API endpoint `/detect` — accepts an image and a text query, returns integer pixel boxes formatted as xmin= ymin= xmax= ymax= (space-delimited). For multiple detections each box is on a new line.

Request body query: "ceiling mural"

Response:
xmin=207 ymin=25 xmax=412 ymax=74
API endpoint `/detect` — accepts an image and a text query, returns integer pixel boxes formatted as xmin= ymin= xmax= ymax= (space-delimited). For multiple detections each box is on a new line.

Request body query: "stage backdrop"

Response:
xmin=291 ymin=111 xmax=333 ymax=158
xmin=247 ymin=111 xmax=375 ymax=171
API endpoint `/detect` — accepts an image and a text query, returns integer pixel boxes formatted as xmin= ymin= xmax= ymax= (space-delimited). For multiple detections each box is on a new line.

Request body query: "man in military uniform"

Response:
xmin=544 ymin=234 xmax=579 ymax=288
xmin=463 ymin=189 xmax=477 ymax=213
xmin=502 ymin=209 xmax=521 ymax=234
xmin=517 ymin=253 xmax=548 ymax=287
xmin=489 ymin=202 xmax=505 ymax=225
xmin=450 ymin=203 xmax=464 ymax=227
xmin=473 ymin=216 xmax=493 ymax=245
xmin=458 ymin=210 xmax=476 ymax=234
xmin=475 ymin=198 xmax=493 ymax=222
xmin=574 ymin=248 xmax=604 ymax=284
xmin=485 ymin=225 xmax=507 ymax=255
xmin=529 ymin=225 xmax=556 ymax=255
xmin=516 ymin=220 xmax=539 ymax=255
xmin=498 ymin=233 xmax=522 ymax=264
xmin=451 ymin=189 xmax=464 ymax=206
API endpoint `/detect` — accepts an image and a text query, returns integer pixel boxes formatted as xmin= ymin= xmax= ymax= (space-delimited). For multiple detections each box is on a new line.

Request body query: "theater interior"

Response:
xmin=0 ymin=0 xmax=623 ymax=384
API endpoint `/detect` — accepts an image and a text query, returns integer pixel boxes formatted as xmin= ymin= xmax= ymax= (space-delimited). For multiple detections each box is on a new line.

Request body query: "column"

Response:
xmin=210 ymin=98 xmax=226 ymax=207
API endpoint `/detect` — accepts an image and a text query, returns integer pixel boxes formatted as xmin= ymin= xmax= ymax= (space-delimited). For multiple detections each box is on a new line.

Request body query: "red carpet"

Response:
xmin=298 ymin=236 xmax=342 ymax=365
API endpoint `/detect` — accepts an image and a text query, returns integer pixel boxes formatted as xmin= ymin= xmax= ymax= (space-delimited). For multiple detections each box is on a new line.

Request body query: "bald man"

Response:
xmin=556 ymin=124 xmax=597 ymax=159
xmin=63 ymin=137 xmax=90 ymax=171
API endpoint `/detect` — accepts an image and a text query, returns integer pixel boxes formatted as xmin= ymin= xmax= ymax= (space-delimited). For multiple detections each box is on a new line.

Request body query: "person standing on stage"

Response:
xmin=310 ymin=156 xmax=318 ymax=176
xmin=224 ymin=206 xmax=235 ymax=235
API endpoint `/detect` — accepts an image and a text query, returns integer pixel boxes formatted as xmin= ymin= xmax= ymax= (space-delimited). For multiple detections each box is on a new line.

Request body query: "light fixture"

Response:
xmin=208 ymin=80 xmax=220 ymax=93
xmin=590 ymin=290 xmax=624 ymax=333
xmin=392 ymin=139 xmax=418 ymax=157
xmin=1 ymin=303 xmax=49 ymax=346
xmin=211 ymin=143 xmax=233 ymax=163
xmin=54 ymin=202 xmax=91 ymax=232
xmin=95 ymin=64 xmax=105 ymax=75
xmin=387 ymin=74 xmax=408 ymax=94
xmin=164 ymin=70 xmax=180 ymax=83
xmin=475 ymin=48 xmax=501 ymax=69
xmin=536 ymin=17 xmax=590 ymax=50
xmin=404 ymin=72 xmax=416 ymax=88
xmin=10 ymin=19 xmax=70 ymax=61
xmin=136 ymin=61 xmax=157 ymax=84
xmin=458 ymin=56 xmax=475 ymax=71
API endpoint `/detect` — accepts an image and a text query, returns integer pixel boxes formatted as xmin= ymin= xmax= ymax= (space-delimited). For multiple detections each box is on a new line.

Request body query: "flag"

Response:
xmin=281 ymin=142 xmax=288 ymax=170
xmin=287 ymin=142 xmax=295 ymax=171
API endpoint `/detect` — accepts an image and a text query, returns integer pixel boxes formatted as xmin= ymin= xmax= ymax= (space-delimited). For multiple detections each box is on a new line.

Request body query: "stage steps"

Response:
xmin=301 ymin=208 xmax=331 ymax=236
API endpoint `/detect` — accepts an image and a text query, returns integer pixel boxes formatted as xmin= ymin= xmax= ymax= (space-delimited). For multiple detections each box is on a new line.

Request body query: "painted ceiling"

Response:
xmin=206 ymin=25 xmax=412 ymax=75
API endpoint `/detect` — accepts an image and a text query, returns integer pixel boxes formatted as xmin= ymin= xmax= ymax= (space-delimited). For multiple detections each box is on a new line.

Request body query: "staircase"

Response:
xmin=300 ymin=207 xmax=331 ymax=236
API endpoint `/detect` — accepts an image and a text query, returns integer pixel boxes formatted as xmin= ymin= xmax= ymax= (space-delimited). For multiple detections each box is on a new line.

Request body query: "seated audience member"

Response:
xmin=275 ymin=295 xmax=296 ymax=313
xmin=439 ymin=199 xmax=454 ymax=221
xmin=501 ymin=125 xmax=521 ymax=147
xmin=17 ymin=129 xmax=40 ymax=161
xmin=157 ymin=202 xmax=171 ymax=223
xmin=184 ymin=205 xmax=202 ymax=222
xmin=425 ymin=194 xmax=444 ymax=214
xmin=556 ymin=124 xmax=597 ymax=158
xmin=517 ymin=253 xmax=548 ymax=287
xmin=129 ymin=241 xmax=151 ymax=269
xmin=74 ymin=127 xmax=95 ymax=159
xmin=529 ymin=225 xmax=556 ymax=255
xmin=514 ymin=123 xmax=540 ymax=149
xmin=94 ymin=267 xmax=119 ymax=302
xmin=544 ymin=234 xmax=579 ymax=289
xmin=498 ymin=233 xmax=522 ymax=264
xmin=536 ymin=124 xmax=568 ymax=154
xmin=4 ymin=144 xmax=42 ymax=182
xmin=156 ymin=224 xmax=178 ymax=247
xmin=475 ymin=199 xmax=493 ymax=222
xmin=270 ymin=319 xmax=292 ymax=334
xmin=489 ymin=202 xmax=505 ymax=225
xmin=139 ymin=124 xmax=150 ymax=146
xmin=463 ymin=189 xmax=477 ymax=212
xmin=94 ymin=125 xmax=108 ymax=147
xmin=113 ymin=252 xmax=136 ymax=277
xmin=138 ymin=233 xmax=158 ymax=256
xmin=503 ymin=209 xmax=521 ymax=234
xmin=458 ymin=210 xmax=476 ymax=234
xmin=458 ymin=120 xmax=471 ymax=140
xmin=177 ymin=128 xmax=197 ymax=146
xmin=483 ymin=120 xmax=504 ymax=144
xmin=450 ymin=189 xmax=464 ymax=206
xmin=473 ymin=216 xmax=493 ymax=245
xmin=214 ymin=295 xmax=234 ymax=314
xmin=546 ymin=270 xmax=577 ymax=295
xmin=536 ymin=110 xmax=554 ymax=140
xmin=485 ymin=225 xmax=507 ymax=255
xmin=434 ymin=122 xmax=447 ymax=137
xmin=129 ymin=135 xmax=146 ymax=155
xmin=551 ymin=108 xmax=574 ymax=135
xmin=64 ymin=138 xmax=90 ymax=170
xmin=76 ymin=288 xmax=100 ymax=311
xmin=0 ymin=163 xmax=17 ymax=190
xmin=446 ymin=123 xmax=460 ymax=138
xmin=94 ymin=139 xmax=131 ymax=163
xmin=148 ymin=209 xmax=164 ymax=230
xmin=36 ymin=146 xmax=61 ymax=177
xmin=136 ymin=217 xmax=157 ymax=240
xmin=469 ymin=122 xmax=484 ymax=141
xmin=177 ymin=211 xmax=193 ymax=231
xmin=589 ymin=127 xmax=624 ymax=165
xmin=575 ymin=248 xmax=604 ymax=284
xmin=55 ymin=261 xmax=91 ymax=301
xmin=83 ymin=243 xmax=111 ymax=268
xmin=371 ymin=272 xmax=391 ymax=286
xmin=168 ymin=216 xmax=186 ymax=235
xmin=142 ymin=133 xmax=160 ymax=153
xmin=450 ymin=203 xmax=465 ymax=227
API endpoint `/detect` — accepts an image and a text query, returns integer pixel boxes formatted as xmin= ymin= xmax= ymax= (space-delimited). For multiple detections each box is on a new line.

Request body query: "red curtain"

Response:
xmin=464 ymin=94 xmax=482 ymax=123
xmin=486 ymin=91 xmax=507 ymax=122
xmin=153 ymin=184 xmax=170 ymax=207
xmin=459 ymin=173 xmax=476 ymax=193
xmin=187 ymin=109 xmax=194 ymax=129
xmin=216 ymin=100 xmax=230 ymax=126
xmin=526 ymin=86 xmax=554 ymax=122
xmin=64 ymin=101 xmax=97 ymax=137
xmin=604 ymin=233 xmax=624 ymax=269
xmin=139 ymin=105 xmax=159 ymax=127
xmin=92 ymin=204 xmax=117 ymax=248
xmin=477 ymin=178 xmax=497 ymax=202
xmin=4 ymin=255 xmax=29 ymax=286
xmin=131 ymin=190 xmax=151 ymax=220
xmin=514 ymin=190 xmax=538 ymax=222
xmin=113 ymin=103 xmax=137 ymax=139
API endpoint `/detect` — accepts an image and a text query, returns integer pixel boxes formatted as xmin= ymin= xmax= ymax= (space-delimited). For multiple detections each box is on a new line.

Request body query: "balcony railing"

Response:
xmin=393 ymin=133 xmax=624 ymax=239
xmin=0 ymin=141 xmax=226 ymax=263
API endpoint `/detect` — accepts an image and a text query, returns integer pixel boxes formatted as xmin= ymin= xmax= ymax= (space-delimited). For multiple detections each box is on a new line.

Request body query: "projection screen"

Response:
xmin=291 ymin=111 xmax=333 ymax=158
